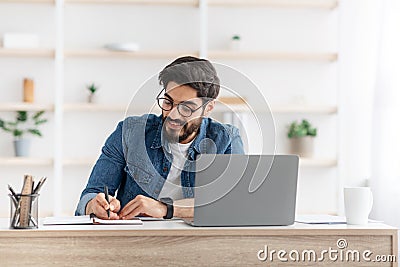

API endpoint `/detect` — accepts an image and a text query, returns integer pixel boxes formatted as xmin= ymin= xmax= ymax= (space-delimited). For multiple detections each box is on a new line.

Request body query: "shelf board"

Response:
xmin=0 ymin=157 xmax=53 ymax=166
xmin=208 ymin=0 xmax=338 ymax=9
xmin=0 ymin=48 xmax=55 ymax=58
xmin=300 ymin=158 xmax=337 ymax=167
xmin=208 ymin=51 xmax=338 ymax=62
xmin=1 ymin=0 xmax=337 ymax=8
xmin=271 ymin=105 xmax=337 ymax=114
xmin=63 ymin=157 xmax=96 ymax=166
xmin=65 ymin=0 xmax=198 ymax=5
xmin=64 ymin=49 xmax=198 ymax=59
xmin=0 ymin=103 xmax=54 ymax=112
xmin=63 ymin=103 xmax=127 ymax=112
xmin=0 ymin=0 xmax=54 ymax=3
xmin=214 ymin=104 xmax=338 ymax=114
xmin=63 ymin=103 xmax=337 ymax=114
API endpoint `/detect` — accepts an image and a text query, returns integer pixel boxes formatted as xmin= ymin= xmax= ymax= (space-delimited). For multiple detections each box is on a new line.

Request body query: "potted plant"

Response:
xmin=287 ymin=119 xmax=317 ymax=157
xmin=0 ymin=111 xmax=47 ymax=157
xmin=86 ymin=82 xmax=99 ymax=103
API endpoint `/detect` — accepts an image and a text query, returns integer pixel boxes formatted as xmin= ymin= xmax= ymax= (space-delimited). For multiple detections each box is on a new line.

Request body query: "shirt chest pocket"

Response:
xmin=125 ymin=165 xmax=152 ymax=184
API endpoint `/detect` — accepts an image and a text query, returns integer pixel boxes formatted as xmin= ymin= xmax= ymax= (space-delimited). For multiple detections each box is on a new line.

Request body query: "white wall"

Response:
xmin=337 ymin=0 xmax=381 ymax=214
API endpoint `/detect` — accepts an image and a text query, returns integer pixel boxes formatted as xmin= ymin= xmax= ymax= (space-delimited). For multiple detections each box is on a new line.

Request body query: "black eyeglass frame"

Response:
xmin=156 ymin=88 xmax=211 ymax=118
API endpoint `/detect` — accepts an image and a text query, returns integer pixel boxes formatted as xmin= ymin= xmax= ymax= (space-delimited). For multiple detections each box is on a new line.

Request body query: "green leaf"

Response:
xmin=0 ymin=111 xmax=47 ymax=138
xmin=27 ymin=129 xmax=42 ymax=137
xmin=287 ymin=119 xmax=317 ymax=138
xmin=87 ymin=83 xmax=98 ymax=94
xmin=2 ymin=126 xmax=12 ymax=133
xmin=17 ymin=111 xmax=27 ymax=122
xmin=13 ymin=129 xmax=24 ymax=137
xmin=35 ymin=119 xmax=48 ymax=125
xmin=33 ymin=111 xmax=45 ymax=120
xmin=1 ymin=121 xmax=15 ymax=132
xmin=301 ymin=119 xmax=310 ymax=128
xmin=308 ymin=128 xmax=317 ymax=137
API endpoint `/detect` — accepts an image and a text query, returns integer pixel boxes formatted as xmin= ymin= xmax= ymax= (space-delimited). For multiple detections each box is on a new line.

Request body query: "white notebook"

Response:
xmin=43 ymin=215 xmax=142 ymax=225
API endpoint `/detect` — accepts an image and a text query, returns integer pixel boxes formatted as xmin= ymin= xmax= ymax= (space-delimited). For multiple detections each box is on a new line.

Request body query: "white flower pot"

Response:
xmin=88 ymin=94 xmax=96 ymax=103
xmin=289 ymin=136 xmax=314 ymax=157
xmin=14 ymin=139 xmax=31 ymax=157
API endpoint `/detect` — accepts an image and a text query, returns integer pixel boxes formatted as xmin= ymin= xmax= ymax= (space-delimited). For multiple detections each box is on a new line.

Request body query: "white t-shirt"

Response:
xmin=158 ymin=141 xmax=193 ymax=200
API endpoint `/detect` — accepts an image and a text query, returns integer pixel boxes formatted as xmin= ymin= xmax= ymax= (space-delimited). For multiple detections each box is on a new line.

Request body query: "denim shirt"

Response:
xmin=75 ymin=114 xmax=244 ymax=216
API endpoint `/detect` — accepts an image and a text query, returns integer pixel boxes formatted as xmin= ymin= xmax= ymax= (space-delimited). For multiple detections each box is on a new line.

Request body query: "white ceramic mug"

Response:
xmin=344 ymin=187 xmax=373 ymax=225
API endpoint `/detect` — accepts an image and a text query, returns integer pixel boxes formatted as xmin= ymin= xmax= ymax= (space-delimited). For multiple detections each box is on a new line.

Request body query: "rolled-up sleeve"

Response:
xmin=75 ymin=121 xmax=126 ymax=216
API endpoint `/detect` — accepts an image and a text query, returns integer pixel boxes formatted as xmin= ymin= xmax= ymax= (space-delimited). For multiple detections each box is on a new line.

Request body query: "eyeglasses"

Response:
xmin=156 ymin=89 xmax=210 ymax=118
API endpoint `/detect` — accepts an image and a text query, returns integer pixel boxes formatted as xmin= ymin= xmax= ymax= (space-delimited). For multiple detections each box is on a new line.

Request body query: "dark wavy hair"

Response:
xmin=158 ymin=56 xmax=220 ymax=100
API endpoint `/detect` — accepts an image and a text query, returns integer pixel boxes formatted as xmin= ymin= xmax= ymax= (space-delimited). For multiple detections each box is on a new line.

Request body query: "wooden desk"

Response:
xmin=0 ymin=219 xmax=397 ymax=266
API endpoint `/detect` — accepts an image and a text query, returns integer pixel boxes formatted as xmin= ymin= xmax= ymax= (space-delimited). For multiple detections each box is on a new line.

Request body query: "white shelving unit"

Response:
xmin=0 ymin=48 xmax=55 ymax=57
xmin=65 ymin=0 xmax=198 ymax=6
xmin=208 ymin=51 xmax=338 ymax=62
xmin=205 ymin=0 xmax=340 ymax=215
xmin=0 ymin=157 xmax=53 ymax=166
xmin=64 ymin=49 xmax=198 ymax=58
xmin=62 ymin=102 xmax=338 ymax=114
xmin=0 ymin=0 xmax=340 ymax=216
xmin=300 ymin=158 xmax=337 ymax=168
xmin=0 ymin=0 xmax=338 ymax=8
xmin=0 ymin=103 xmax=54 ymax=112
xmin=63 ymin=103 xmax=127 ymax=112
xmin=63 ymin=157 xmax=96 ymax=166
xmin=0 ymin=0 xmax=54 ymax=3
xmin=208 ymin=0 xmax=338 ymax=9
xmin=214 ymin=104 xmax=338 ymax=114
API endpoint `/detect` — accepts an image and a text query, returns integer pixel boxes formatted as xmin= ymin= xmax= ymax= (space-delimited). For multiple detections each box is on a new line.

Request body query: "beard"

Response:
xmin=162 ymin=114 xmax=202 ymax=143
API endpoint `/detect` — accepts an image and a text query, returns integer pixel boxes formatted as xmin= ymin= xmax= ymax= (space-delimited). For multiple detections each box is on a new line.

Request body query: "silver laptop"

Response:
xmin=184 ymin=154 xmax=299 ymax=227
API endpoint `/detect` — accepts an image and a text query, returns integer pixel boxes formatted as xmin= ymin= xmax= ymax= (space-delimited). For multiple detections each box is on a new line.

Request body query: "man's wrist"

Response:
xmin=160 ymin=197 xmax=174 ymax=219
xmin=85 ymin=199 xmax=94 ymax=215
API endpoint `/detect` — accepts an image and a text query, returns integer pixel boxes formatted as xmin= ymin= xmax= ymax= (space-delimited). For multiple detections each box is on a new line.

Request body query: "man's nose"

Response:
xmin=168 ymin=105 xmax=181 ymax=120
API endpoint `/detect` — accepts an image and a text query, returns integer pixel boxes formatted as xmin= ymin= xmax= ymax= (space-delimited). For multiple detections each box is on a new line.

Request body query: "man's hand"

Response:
xmin=86 ymin=193 xmax=121 ymax=219
xmin=119 ymin=195 xmax=167 ymax=219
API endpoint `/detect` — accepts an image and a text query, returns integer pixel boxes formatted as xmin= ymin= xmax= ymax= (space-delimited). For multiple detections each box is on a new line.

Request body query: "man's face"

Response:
xmin=161 ymin=82 xmax=210 ymax=144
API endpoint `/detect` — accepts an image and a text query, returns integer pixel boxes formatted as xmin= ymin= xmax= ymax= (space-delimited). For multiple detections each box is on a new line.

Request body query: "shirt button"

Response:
xmin=163 ymin=167 xmax=168 ymax=172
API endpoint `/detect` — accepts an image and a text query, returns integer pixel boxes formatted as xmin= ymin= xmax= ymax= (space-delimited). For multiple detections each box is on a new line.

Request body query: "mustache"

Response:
xmin=165 ymin=117 xmax=186 ymax=126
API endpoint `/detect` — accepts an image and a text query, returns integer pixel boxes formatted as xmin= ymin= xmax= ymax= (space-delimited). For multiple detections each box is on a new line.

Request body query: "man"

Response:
xmin=75 ymin=56 xmax=244 ymax=219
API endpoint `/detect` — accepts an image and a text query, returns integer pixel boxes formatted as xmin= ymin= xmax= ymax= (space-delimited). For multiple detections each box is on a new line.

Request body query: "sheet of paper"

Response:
xmin=92 ymin=216 xmax=142 ymax=225
xmin=295 ymin=215 xmax=347 ymax=224
xmin=136 ymin=216 xmax=183 ymax=221
xmin=295 ymin=214 xmax=383 ymax=224
xmin=43 ymin=215 xmax=92 ymax=225
xmin=43 ymin=215 xmax=142 ymax=225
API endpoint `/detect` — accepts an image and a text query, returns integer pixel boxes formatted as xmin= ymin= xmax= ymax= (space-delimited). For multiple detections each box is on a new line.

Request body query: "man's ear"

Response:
xmin=204 ymin=100 xmax=215 ymax=116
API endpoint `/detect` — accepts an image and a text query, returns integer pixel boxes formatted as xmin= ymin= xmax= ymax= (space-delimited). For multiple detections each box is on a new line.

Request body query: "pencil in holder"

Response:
xmin=9 ymin=193 xmax=39 ymax=229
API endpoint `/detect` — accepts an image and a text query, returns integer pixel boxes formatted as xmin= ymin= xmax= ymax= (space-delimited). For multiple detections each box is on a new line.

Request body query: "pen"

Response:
xmin=33 ymin=177 xmax=47 ymax=194
xmin=8 ymin=184 xmax=19 ymax=226
xmin=8 ymin=184 xmax=19 ymax=201
xmin=104 ymin=185 xmax=110 ymax=219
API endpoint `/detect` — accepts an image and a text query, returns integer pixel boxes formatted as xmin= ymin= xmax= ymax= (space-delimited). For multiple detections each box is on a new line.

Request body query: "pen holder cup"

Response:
xmin=9 ymin=194 xmax=39 ymax=229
